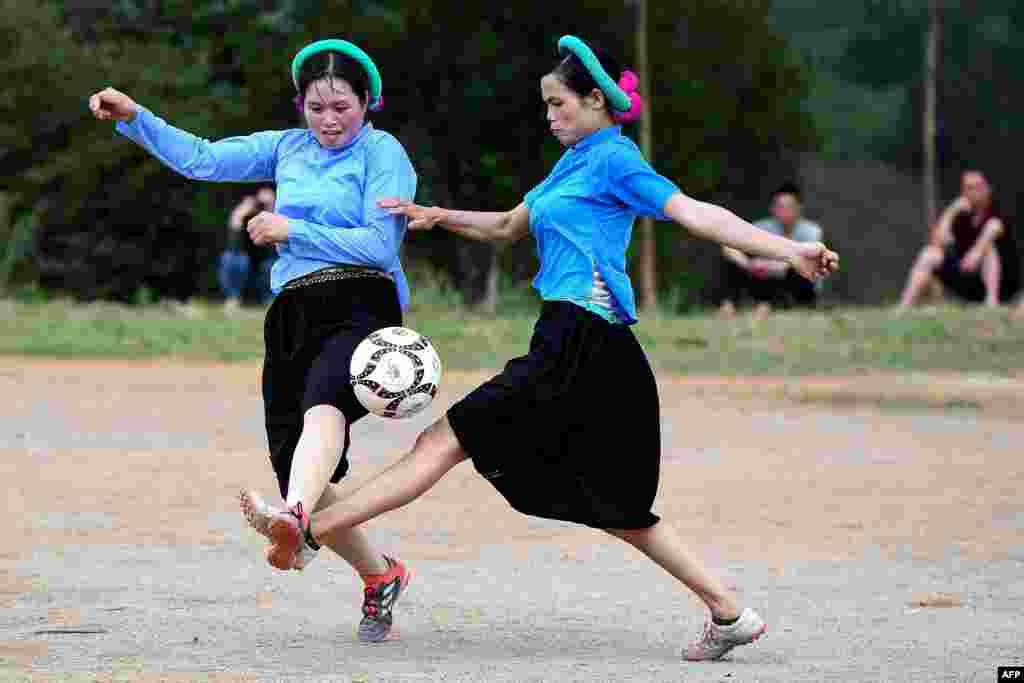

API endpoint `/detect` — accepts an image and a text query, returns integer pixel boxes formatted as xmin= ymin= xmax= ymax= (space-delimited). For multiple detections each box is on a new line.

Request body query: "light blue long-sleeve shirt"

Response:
xmin=116 ymin=108 xmax=416 ymax=307
xmin=524 ymin=125 xmax=681 ymax=325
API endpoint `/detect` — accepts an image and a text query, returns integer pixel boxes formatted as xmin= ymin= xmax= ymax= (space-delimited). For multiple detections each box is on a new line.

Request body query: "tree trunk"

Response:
xmin=923 ymin=0 xmax=940 ymax=233
xmin=635 ymin=0 xmax=657 ymax=311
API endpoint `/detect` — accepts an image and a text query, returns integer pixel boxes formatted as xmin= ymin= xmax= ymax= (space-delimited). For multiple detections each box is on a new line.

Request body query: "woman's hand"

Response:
xmin=960 ymin=247 xmax=984 ymax=273
xmin=88 ymin=87 xmax=140 ymax=123
xmin=378 ymin=198 xmax=444 ymax=231
xmin=787 ymin=242 xmax=839 ymax=281
xmin=948 ymin=196 xmax=971 ymax=215
xmin=247 ymin=212 xmax=291 ymax=246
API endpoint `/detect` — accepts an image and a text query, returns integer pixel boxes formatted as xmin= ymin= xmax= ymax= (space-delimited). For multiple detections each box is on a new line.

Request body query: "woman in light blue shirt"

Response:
xmin=89 ymin=39 xmax=414 ymax=642
xmin=248 ymin=36 xmax=839 ymax=660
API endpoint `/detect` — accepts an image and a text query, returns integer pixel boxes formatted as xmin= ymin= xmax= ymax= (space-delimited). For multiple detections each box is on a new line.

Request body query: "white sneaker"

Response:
xmin=683 ymin=607 xmax=766 ymax=661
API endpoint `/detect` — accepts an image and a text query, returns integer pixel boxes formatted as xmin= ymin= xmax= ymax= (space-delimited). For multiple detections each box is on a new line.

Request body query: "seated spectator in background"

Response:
xmin=719 ymin=182 xmax=824 ymax=316
xmin=898 ymin=170 xmax=1019 ymax=311
xmin=219 ymin=186 xmax=277 ymax=311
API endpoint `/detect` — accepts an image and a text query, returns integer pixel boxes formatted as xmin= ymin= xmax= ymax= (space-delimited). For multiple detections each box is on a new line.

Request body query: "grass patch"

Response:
xmin=1 ymin=293 xmax=1023 ymax=376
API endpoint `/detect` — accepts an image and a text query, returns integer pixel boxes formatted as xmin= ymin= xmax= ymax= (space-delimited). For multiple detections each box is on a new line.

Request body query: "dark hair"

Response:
xmin=295 ymin=50 xmax=369 ymax=107
xmin=551 ymin=47 xmax=624 ymax=110
xmin=772 ymin=182 xmax=802 ymax=202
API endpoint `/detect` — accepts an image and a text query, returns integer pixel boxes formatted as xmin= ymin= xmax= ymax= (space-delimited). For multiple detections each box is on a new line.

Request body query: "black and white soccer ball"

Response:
xmin=350 ymin=326 xmax=442 ymax=419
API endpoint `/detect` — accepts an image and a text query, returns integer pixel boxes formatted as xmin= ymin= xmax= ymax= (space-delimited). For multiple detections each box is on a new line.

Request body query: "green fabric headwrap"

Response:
xmin=291 ymin=39 xmax=383 ymax=111
xmin=557 ymin=35 xmax=631 ymax=113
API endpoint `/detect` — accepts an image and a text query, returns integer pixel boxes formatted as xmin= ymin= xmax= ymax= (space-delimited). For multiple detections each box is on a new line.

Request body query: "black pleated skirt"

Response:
xmin=447 ymin=301 xmax=661 ymax=529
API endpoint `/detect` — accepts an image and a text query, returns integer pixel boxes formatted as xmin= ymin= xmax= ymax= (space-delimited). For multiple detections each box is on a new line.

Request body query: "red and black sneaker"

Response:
xmin=358 ymin=556 xmax=412 ymax=642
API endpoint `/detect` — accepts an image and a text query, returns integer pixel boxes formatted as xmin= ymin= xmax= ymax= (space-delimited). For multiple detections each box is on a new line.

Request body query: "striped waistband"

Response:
xmin=282 ymin=265 xmax=393 ymax=291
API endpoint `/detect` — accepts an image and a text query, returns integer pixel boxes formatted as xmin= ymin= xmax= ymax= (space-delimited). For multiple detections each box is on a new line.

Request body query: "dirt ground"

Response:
xmin=2 ymin=359 xmax=1023 ymax=682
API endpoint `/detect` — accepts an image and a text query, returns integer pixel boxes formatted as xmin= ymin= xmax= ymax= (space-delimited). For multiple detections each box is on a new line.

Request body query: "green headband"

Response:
xmin=557 ymin=35 xmax=631 ymax=113
xmin=291 ymin=39 xmax=383 ymax=111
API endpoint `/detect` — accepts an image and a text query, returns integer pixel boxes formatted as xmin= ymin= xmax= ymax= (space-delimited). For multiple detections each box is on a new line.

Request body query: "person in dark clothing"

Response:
xmin=219 ymin=186 xmax=278 ymax=310
xmin=899 ymin=170 xmax=1020 ymax=310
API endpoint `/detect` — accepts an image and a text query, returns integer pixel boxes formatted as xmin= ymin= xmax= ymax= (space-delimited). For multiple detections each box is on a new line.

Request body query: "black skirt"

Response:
xmin=262 ymin=275 xmax=401 ymax=499
xmin=447 ymin=301 xmax=661 ymax=529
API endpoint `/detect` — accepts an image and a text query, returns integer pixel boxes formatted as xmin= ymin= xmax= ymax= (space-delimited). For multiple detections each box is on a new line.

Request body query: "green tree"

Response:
xmin=645 ymin=0 xmax=816 ymax=307
xmin=770 ymin=0 xmax=1024 ymax=187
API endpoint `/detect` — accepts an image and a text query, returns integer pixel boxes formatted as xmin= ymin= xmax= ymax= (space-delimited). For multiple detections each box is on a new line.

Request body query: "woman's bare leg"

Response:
xmin=607 ymin=522 xmax=767 ymax=660
xmin=247 ymin=404 xmax=387 ymax=574
xmin=309 ymin=417 xmax=466 ymax=549
xmin=981 ymin=247 xmax=1002 ymax=307
xmin=314 ymin=483 xmax=388 ymax=575
xmin=605 ymin=522 xmax=738 ymax=620
xmin=898 ymin=245 xmax=944 ymax=310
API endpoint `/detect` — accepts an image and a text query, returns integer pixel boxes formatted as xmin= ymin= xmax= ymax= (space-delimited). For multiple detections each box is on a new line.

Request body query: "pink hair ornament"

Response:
xmin=613 ymin=70 xmax=643 ymax=124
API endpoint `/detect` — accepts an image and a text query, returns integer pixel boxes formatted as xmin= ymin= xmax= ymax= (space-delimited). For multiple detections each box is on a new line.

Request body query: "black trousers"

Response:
xmin=721 ymin=258 xmax=816 ymax=307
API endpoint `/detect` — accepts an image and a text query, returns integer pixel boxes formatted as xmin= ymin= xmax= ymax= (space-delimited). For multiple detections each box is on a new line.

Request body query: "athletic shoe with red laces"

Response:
xmin=358 ymin=555 xmax=412 ymax=643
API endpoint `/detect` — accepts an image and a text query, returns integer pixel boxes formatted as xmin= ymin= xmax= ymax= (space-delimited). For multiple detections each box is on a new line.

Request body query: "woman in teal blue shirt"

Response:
xmin=90 ymin=39 xmax=414 ymax=643
xmin=247 ymin=36 xmax=839 ymax=660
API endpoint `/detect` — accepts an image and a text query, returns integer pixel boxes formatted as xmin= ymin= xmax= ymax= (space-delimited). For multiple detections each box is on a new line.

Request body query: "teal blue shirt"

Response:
xmin=524 ymin=126 xmax=680 ymax=324
xmin=116 ymin=108 xmax=416 ymax=306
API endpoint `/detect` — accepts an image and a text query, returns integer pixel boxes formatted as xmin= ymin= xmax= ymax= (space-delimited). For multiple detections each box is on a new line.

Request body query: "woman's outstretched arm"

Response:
xmin=664 ymin=192 xmax=839 ymax=281
xmin=379 ymin=199 xmax=531 ymax=246
xmin=90 ymin=87 xmax=279 ymax=182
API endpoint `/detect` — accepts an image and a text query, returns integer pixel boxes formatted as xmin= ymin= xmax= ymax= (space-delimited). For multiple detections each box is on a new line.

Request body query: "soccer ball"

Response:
xmin=350 ymin=326 xmax=442 ymax=419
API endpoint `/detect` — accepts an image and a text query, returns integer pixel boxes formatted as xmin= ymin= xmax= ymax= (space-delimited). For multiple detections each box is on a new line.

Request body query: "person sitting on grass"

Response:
xmin=719 ymin=182 xmax=825 ymax=317
xmin=898 ymin=170 xmax=1020 ymax=311
xmin=219 ymin=186 xmax=278 ymax=312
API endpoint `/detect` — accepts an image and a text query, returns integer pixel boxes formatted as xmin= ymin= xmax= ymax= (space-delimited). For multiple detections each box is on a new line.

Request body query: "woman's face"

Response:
xmin=540 ymin=73 xmax=609 ymax=147
xmin=303 ymin=77 xmax=367 ymax=149
xmin=962 ymin=171 xmax=991 ymax=210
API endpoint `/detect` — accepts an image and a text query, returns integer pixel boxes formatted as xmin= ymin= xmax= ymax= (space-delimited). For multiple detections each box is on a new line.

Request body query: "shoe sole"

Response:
xmin=359 ymin=567 xmax=414 ymax=644
xmin=265 ymin=514 xmax=302 ymax=571
xmin=683 ymin=623 xmax=767 ymax=662
xmin=241 ymin=490 xmax=318 ymax=572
